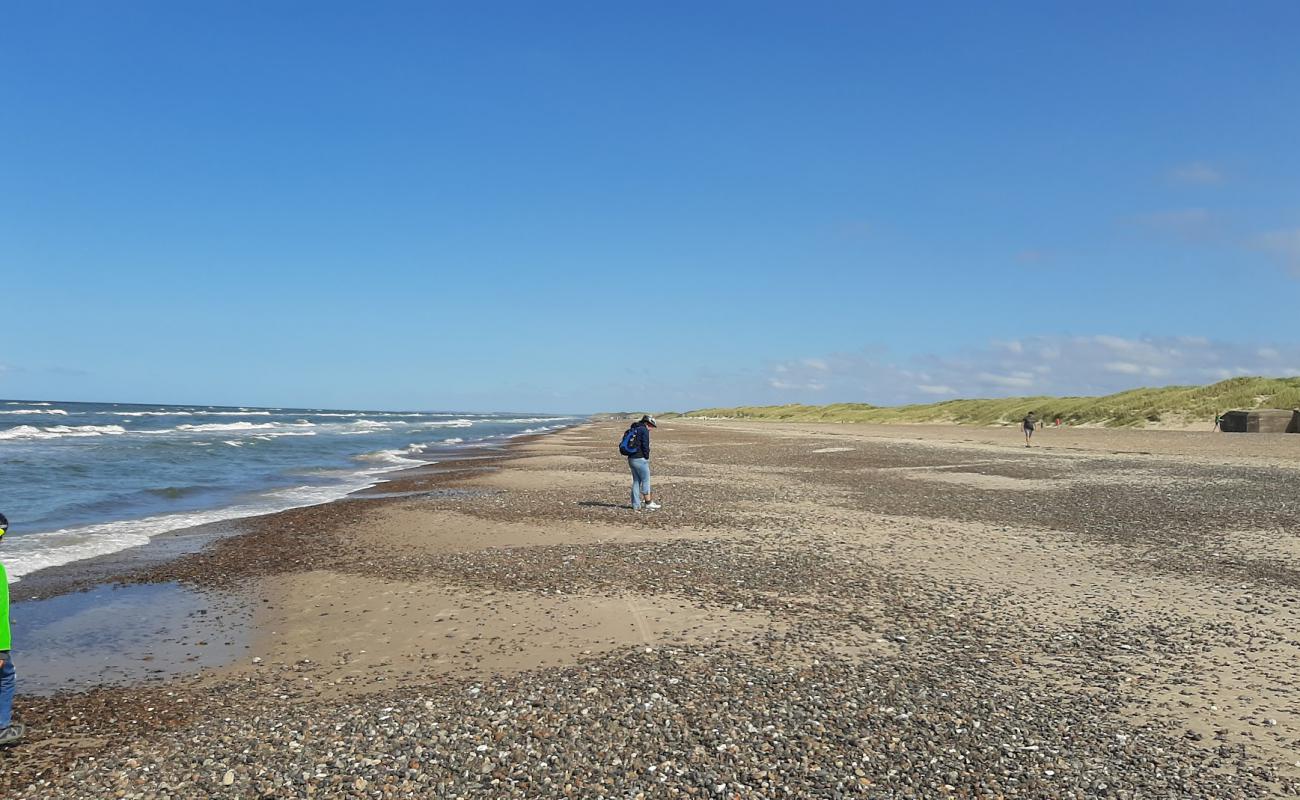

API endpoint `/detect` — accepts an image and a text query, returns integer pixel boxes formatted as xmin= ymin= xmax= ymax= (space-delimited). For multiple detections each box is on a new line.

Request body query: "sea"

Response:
xmin=0 ymin=400 xmax=579 ymax=582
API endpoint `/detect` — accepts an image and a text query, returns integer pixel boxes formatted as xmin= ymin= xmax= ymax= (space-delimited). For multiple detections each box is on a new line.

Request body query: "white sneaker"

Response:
xmin=646 ymin=502 xmax=662 ymax=511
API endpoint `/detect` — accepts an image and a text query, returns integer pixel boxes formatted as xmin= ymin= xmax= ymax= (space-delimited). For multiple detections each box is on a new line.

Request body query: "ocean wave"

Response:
xmin=0 ymin=424 xmax=128 ymax=440
xmin=0 ymin=409 xmax=69 ymax=416
xmin=421 ymin=419 xmax=475 ymax=428
xmin=3 ymin=463 xmax=415 ymax=581
xmin=145 ymin=485 xmax=209 ymax=500
xmin=403 ymin=436 xmax=467 ymax=454
xmin=512 ymin=425 xmax=565 ymax=437
xmin=358 ymin=448 xmax=425 ymax=466
xmin=111 ymin=410 xmax=195 ymax=416
xmin=176 ymin=421 xmax=285 ymax=432
xmin=492 ymin=416 xmax=576 ymax=424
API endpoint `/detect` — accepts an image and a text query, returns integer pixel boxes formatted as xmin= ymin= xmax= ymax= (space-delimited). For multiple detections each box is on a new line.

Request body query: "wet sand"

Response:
xmin=3 ymin=420 xmax=1300 ymax=797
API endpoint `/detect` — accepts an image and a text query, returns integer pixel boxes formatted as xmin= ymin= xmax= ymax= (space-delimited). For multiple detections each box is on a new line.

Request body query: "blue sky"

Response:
xmin=3 ymin=2 xmax=1298 ymax=412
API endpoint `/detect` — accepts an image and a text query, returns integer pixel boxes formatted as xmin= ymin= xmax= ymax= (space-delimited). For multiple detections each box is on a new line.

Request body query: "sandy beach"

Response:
xmin=3 ymin=419 xmax=1300 ymax=797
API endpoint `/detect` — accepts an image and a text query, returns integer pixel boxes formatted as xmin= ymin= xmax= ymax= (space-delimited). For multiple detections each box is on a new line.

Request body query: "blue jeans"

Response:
xmin=628 ymin=457 xmax=651 ymax=509
xmin=0 ymin=655 xmax=14 ymax=728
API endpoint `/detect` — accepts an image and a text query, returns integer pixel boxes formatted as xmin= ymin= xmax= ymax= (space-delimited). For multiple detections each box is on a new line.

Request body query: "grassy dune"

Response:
xmin=675 ymin=376 xmax=1300 ymax=428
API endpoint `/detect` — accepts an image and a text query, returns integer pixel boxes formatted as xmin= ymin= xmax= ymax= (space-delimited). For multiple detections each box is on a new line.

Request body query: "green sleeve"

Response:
xmin=0 ymin=562 xmax=10 ymax=651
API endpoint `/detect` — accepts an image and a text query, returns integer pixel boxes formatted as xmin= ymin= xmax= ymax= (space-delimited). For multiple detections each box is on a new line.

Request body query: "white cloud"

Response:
xmin=1101 ymin=361 xmax=1168 ymax=377
xmin=748 ymin=335 xmax=1300 ymax=406
xmin=768 ymin=378 xmax=825 ymax=392
xmin=916 ymin=384 xmax=956 ymax=396
xmin=977 ymin=371 xmax=1036 ymax=389
xmin=1168 ymin=162 xmax=1225 ymax=185
xmin=1093 ymin=335 xmax=1136 ymax=353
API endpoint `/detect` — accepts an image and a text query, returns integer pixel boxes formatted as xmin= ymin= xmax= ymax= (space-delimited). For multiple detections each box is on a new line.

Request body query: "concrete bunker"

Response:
xmin=1219 ymin=409 xmax=1300 ymax=433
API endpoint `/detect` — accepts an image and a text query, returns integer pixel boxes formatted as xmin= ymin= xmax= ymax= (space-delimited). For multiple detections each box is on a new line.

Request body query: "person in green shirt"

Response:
xmin=0 ymin=511 xmax=24 ymax=746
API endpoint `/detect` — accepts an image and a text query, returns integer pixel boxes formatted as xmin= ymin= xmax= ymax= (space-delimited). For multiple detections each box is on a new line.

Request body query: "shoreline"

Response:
xmin=9 ymin=433 xmax=550 ymax=602
xmin=5 ymin=419 xmax=1300 ymax=797
xmin=7 ymin=430 xmax=563 ymax=696
xmin=1 ymin=402 xmax=580 ymax=587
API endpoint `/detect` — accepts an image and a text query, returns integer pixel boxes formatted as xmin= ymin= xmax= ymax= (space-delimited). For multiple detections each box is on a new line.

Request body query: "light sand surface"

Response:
xmin=245 ymin=508 xmax=765 ymax=692
xmin=252 ymin=572 xmax=771 ymax=693
xmin=672 ymin=418 xmax=1300 ymax=465
xmin=234 ymin=420 xmax=1300 ymax=780
xmin=10 ymin=418 xmax=1300 ymax=797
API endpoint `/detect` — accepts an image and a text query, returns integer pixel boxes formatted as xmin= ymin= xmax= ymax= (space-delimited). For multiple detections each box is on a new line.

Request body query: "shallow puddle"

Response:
xmin=10 ymin=581 xmax=250 ymax=695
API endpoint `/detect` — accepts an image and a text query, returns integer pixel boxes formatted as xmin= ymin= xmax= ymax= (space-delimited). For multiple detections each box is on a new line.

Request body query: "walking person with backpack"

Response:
xmin=619 ymin=415 xmax=660 ymax=512
xmin=0 ymin=511 xmax=24 ymax=747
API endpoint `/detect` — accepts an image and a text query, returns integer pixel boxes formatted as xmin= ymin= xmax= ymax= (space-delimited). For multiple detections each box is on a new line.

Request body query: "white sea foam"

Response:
xmin=0 ymin=425 xmax=44 ymax=439
xmin=403 ymin=436 xmax=467 ymax=454
xmin=512 ymin=425 xmax=564 ymax=437
xmin=4 ymin=412 xmax=577 ymax=582
xmin=0 ymin=424 xmax=128 ymax=440
xmin=493 ymin=416 xmax=576 ymax=424
xmin=0 ymin=408 xmax=69 ymax=415
xmin=358 ymin=448 xmax=425 ymax=467
xmin=106 ymin=410 xmax=273 ymax=417
xmin=176 ymin=421 xmax=284 ymax=433
xmin=3 ymin=460 xmax=417 ymax=581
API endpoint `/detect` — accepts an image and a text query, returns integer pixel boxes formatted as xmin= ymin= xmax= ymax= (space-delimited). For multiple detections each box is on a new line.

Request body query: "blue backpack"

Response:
xmin=618 ymin=426 xmax=641 ymax=456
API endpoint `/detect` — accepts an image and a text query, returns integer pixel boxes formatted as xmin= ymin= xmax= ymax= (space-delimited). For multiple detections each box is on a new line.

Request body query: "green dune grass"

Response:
xmin=672 ymin=376 xmax=1300 ymax=428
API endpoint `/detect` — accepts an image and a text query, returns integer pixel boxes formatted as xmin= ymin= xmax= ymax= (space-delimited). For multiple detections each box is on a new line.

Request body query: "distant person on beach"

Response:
xmin=1213 ymin=414 xmax=1222 ymax=431
xmin=619 ymin=415 xmax=660 ymax=511
xmin=0 ymin=512 xmax=23 ymax=746
xmin=1022 ymin=412 xmax=1038 ymax=447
